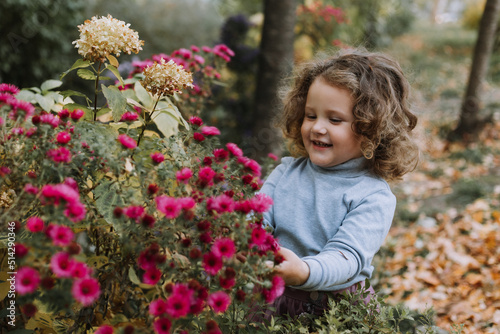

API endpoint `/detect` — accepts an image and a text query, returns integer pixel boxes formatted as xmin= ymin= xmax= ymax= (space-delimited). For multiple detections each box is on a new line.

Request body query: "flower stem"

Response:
xmin=93 ymin=61 xmax=103 ymax=121
xmin=137 ymin=96 xmax=161 ymax=147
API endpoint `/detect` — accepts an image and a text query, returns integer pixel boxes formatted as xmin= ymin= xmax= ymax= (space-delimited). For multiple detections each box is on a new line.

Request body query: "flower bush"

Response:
xmin=0 ymin=15 xmax=282 ymax=334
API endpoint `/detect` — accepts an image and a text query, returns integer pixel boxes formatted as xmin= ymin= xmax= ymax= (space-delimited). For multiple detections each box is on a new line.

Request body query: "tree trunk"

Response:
xmin=251 ymin=0 xmax=297 ymax=161
xmin=448 ymin=0 xmax=500 ymax=142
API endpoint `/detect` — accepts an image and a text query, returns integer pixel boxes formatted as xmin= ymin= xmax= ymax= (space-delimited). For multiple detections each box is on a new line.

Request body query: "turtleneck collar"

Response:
xmin=308 ymin=156 xmax=369 ymax=177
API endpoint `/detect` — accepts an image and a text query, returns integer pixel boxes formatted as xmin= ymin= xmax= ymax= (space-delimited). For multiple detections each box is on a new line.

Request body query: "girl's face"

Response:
xmin=301 ymin=77 xmax=362 ymax=168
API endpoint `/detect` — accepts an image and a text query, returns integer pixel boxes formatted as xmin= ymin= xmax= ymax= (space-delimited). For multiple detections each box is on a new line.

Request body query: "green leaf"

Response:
xmin=152 ymin=111 xmax=179 ymax=138
xmin=60 ymin=59 xmax=92 ymax=79
xmin=77 ymin=68 xmax=97 ymax=80
xmin=16 ymin=89 xmax=36 ymax=102
xmin=134 ymin=81 xmax=153 ymax=109
xmin=40 ymin=79 xmax=62 ymax=92
xmin=94 ymin=180 xmax=125 ymax=225
xmin=34 ymin=93 xmax=55 ymax=112
xmin=59 ymin=89 xmax=88 ymax=100
xmin=105 ymin=64 xmax=125 ymax=88
xmin=128 ymin=267 xmax=141 ymax=285
xmin=101 ymin=84 xmax=127 ymax=122
xmin=106 ymin=54 xmax=119 ymax=68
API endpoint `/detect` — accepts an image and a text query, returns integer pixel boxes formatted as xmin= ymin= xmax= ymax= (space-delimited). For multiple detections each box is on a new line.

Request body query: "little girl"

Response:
xmin=260 ymin=48 xmax=419 ymax=318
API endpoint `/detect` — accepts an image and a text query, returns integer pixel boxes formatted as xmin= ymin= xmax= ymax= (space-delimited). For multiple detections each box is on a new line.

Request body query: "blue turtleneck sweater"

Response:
xmin=260 ymin=156 xmax=396 ymax=291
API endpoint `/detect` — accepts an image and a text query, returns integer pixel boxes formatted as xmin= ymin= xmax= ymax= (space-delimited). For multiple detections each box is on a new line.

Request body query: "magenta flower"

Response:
xmin=0 ymin=83 xmax=20 ymax=94
xmin=156 ymin=196 xmax=182 ymax=219
xmin=26 ymin=216 xmax=44 ymax=232
xmin=201 ymin=126 xmax=220 ymax=136
xmin=15 ymin=267 xmax=40 ymax=295
xmin=153 ymin=317 xmax=172 ymax=334
xmin=94 ymin=325 xmax=114 ymax=334
xmin=56 ymin=131 xmax=71 ymax=144
xmin=149 ymin=298 xmax=168 ymax=316
xmin=143 ymin=267 xmax=162 ymax=285
xmin=150 ymin=152 xmax=165 ymax=163
xmin=198 ymin=166 xmax=216 ymax=185
xmin=262 ymin=276 xmax=285 ymax=303
xmin=208 ymin=291 xmax=231 ymax=313
xmin=202 ymin=251 xmax=223 ymax=276
xmin=268 ymin=153 xmax=279 ymax=161
xmin=118 ymin=134 xmax=137 ymax=149
xmin=49 ymin=225 xmax=74 ymax=247
xmin=72 ymin=277 xmax=101 ymax=306
xmin=250 ymin=227 xmax=267 ymax=247
xmin=237 ymin=156 xmax=262 ymax=177
xmin=249 ymin=193 xmax=274 ymax=213
xmin=193 ymin=132 xmax=205 ymax=141
xmin=165 ymin=288 xmax=192 ymax=318
xmin=24 ymin=183 xmax=38 ymax=195
xmin=124 ymin=205 xmax=145 ymax=219
xmin=47 ymin=147 xmax=72 ymax=163
xmin=212 ymin=238 xmax=236 ymax=259
xmin=213 ymin=148 xmax=229 ymax=161
xmin=219 ymin=276 xmax=236 ymax=290
xmin=226 ymin=143 xmax=243 ymax=157
xmin=70 ymin=109 xmax=85 ymax=121
xmin=120 ymin=111 xmax=139 ymax=122
xmin=64 ymin=201 xmax=87 ymax=222
xmin=179 ymin=197 xmax=196 ymax=210
xmin=50 ymin=252 xmax=75 ymax=278
xmin=206 ymin=194 xmax=234 ymax=214
xmin=40 ymin=113 xmax=60 ymax=128
xmin=71 ymin=261 xmax=92 ymax=279
xmin=176 ymin=167 xmax=193 ymax=184
xmin=189 ymin=116 xmax=203 ymax=126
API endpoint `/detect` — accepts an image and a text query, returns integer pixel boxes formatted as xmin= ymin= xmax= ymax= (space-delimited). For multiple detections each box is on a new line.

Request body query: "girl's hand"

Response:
xmin=273 ymin=247 xmax=310 ymax=286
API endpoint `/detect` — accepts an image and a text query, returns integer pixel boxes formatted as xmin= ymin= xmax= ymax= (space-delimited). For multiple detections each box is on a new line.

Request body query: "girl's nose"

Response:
xmin=312 ymin=120 xmax=327 ymax=134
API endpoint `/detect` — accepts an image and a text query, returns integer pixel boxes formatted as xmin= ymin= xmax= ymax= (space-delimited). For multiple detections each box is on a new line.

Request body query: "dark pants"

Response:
xmin=261 ymin=280 xmax=375 ymax=320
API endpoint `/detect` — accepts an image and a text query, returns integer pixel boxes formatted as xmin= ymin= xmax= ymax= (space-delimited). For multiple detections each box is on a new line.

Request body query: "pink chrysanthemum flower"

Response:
xmin=153 ymin=317 xmax=172 ymax=334
xmin=24 ymin=183 xmax=38 ymax=195
xmin=26 ymin=216 xmax=44 ymax=232
xmin=56 ymin=131 xmax=71 ymax=144
xmin=268 ymin=153 xmax=278 ymax=161
xmin=64 ymin=201 xmax=87 ymax=222
xmin=73 ymin=14 xmax=144 ymax=62
xmin=250 ymin=226 xmax=267 ymax=247
xmin=143 ymin=267 xmax=162 ymax=285
xmin=188 ymin=116 xmax=203 ymax=126
xmin=70 ymin=109 xmax=85 ymax=121
xmin=208 ymin=291 xmax=231 ymax=313
xmin=213 ymin=148 xmax=229 ymax=161
xmin=120 ymin=111 xmax=139 ymax=122
xmin=249 ymin=193 xmax=274 ymax=213
xmin=165 ymin=285 xmax=192 ymax=319
xmin=94 ymin=325 xmax=114 ymax=334
xmin=262 ymin=276 xmax=285 ymax=303
xmin=193 ymin=132 xmax=205 ymax=142
xmin=226 ymin=143 xmax=243 ymax=157
xmin=50 ymin=252 xmax=75 ymax=278
xmin=71 ymin=261 xmax=92 ymax=279
xmin=72 ymin=277 xmax=101 ymax=306
xmin=15 ymin=267 xmax=40 ymax=295
xmin=212 ymin=238 xmax=236 ymax=259
xmin=0 ymin=83 xmax=20 ymax=95
xmin=150 ymin=152 xmax=165 ymax=163
xmin=124 ymin=205 xmax=145 ymax=219
xmin=39 ymin=113 xmax=60 ymax=128
xmin=202 ymin=251 xmax=223 ymax=276
xmin=178 ymin=197 xmax=196 ymax=211
xmin=149 ymin=298 xmax=168 ymax=316
xmin=206 ymin=194 xmax=235 ymax=214
xmin=155 ymin=196 xmax=182 ymax=219
xmin=176 ymin=167 xmax=193 ymax=184
xmin=47 ymin=147 xmax=72 ymax=163
xmin=201 ymin=126 xmax=220 ymax=136
xmin=118 ymin=134 xmax=137 ymax=149
xmin=237 ymin=156 xmax=262 ymax=177
xmin=198 ymin=166 xmax=216 ymax=185
xmin=49 ymin=224 xmax=74 ymax=247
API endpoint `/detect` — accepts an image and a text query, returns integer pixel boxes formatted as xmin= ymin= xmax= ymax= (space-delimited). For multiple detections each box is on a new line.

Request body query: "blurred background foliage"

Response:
xmin=0 ymin=0 xmax=498 ymax=156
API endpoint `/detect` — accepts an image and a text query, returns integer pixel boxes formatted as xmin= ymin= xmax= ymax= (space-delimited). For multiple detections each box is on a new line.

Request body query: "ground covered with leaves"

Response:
xmin=374 ymin=22 xmax=500 ymax=334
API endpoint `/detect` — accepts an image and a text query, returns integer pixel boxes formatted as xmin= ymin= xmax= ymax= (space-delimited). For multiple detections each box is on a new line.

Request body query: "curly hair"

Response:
xmin=276 ymin=48 xmax=419 ymax=180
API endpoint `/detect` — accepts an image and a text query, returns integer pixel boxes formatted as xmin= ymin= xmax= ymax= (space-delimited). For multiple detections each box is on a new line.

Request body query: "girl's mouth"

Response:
xmin=312 ymin=140 xmax=332 ymax=148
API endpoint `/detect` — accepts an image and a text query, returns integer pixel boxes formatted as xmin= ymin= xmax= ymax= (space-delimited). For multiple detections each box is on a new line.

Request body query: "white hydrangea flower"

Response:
xmin=73 ymin=14 xmax=144 ymax=62
xmin=141 ymin=58 xmax=194 ymax=97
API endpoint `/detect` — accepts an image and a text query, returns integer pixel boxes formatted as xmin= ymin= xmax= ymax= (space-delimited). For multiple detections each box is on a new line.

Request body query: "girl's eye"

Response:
xmin=306 ymin=115 xmax=316 ymax=120
xmin=330 ymin=119 xmax=342 ymax=123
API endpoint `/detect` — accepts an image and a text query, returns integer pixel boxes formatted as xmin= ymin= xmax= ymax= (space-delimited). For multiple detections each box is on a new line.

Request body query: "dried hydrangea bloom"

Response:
xmin=141 ymin=58 xmax=194 ymax=97
xmin=73 ymin=14 xmax=144 ymax=62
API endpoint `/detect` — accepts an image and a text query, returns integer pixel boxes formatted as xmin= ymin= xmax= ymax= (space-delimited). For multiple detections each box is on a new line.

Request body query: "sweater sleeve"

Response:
xmin=258 ymin=158 xmax=293 ymax=229
xmin=298 ymin=187 xmax=396 ymax=291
